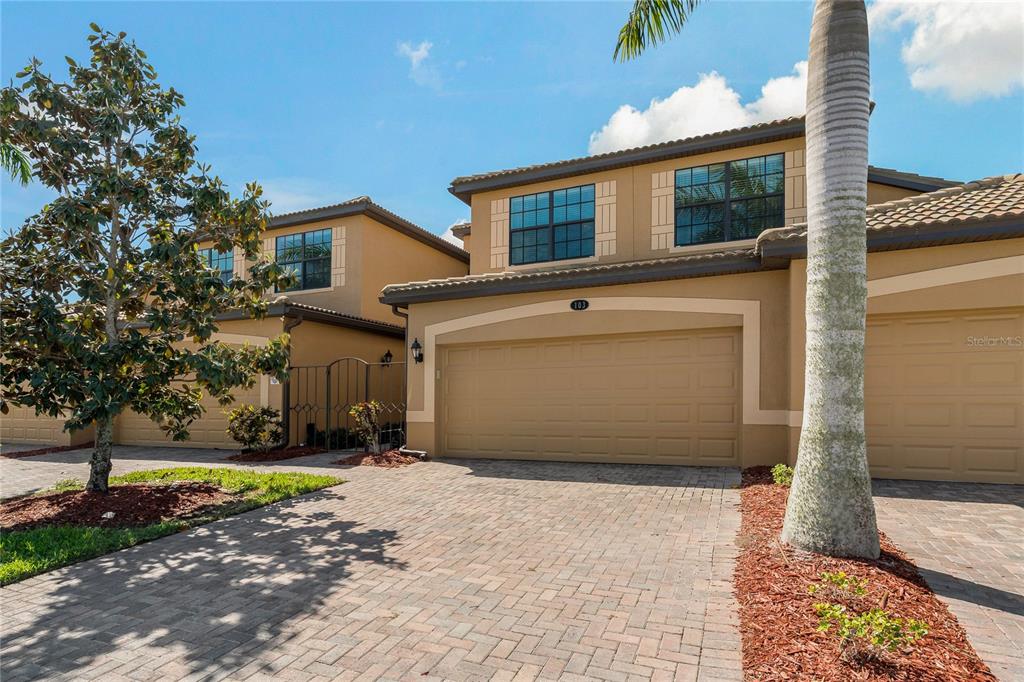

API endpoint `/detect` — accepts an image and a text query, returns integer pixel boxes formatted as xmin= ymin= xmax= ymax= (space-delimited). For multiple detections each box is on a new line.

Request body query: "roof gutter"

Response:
xmin=381 ymin=252 xmax=769 ymax=306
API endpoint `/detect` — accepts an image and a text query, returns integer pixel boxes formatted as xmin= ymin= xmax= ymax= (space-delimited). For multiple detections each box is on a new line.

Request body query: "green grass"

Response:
xmin=0 ymin=467 xmax=343 ymax=585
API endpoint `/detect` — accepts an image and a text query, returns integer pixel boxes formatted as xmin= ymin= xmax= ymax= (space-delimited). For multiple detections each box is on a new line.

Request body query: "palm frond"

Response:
xmin=614 ymin=0 xmax=704 ymax=62
xmin=0 ymin=142 xmax=32 ymax=186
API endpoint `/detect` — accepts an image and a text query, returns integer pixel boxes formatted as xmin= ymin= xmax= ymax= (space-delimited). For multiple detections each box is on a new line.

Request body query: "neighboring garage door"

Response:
xmin=866 ymin=307 xmax=1023 ymax=483
xmin=117 ymin=381 xmax=262 ymax=449
xmin=441 ymin=328 xmax=741 ymax=465
xmin=1 ymin=405 xmax=64 ymax=445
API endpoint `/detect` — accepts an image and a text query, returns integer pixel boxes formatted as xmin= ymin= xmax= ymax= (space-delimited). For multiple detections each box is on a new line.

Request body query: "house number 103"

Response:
xmin=570 ymin=299 xmax=589 ymax=311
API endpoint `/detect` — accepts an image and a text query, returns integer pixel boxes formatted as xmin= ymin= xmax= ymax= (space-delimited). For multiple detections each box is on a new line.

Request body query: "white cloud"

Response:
xmin=397 ymin=40 xmax=442 ymax=91
xmin=869 ymin=0 xmax=1023 ymax=102
xmin=588 ymin=62 xmax=807 ymax=155
xmin=439 ymin=219 xmax=470 ymax=246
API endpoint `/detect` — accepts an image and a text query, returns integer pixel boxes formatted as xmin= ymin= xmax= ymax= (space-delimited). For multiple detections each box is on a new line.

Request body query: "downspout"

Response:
xmin=390 ymin=303 xmax=426 ymax=460
xmin=278 ymin=311 xmax=305 ymax=449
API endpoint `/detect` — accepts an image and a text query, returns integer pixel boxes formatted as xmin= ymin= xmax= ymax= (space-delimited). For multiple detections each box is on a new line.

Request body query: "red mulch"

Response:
xmin=735 ymin=466 xmax=994 ymax=681
xmin=0 ymin=443 xmax=93 ymax=459
xmin=225 ymin=445 xmax=326 ymax=462
xmin=0 ymin=483 xmax=232 ymax=532
xmin=335 ymin=449 xmax=419 ymax=468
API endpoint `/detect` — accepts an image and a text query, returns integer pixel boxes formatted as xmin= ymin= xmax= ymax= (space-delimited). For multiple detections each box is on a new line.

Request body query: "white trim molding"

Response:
xmin=407 ymin=296 xmax=792 ymax=426
xmin=867 ymin=255 xmax=1023 ymax=298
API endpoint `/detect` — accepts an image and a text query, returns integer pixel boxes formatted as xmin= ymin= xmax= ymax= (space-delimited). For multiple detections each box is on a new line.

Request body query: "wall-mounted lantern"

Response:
xmin=381 ymin=349 xmax=393 ymax=367
xmin=411 ymin=338 xmax=424 ymax=363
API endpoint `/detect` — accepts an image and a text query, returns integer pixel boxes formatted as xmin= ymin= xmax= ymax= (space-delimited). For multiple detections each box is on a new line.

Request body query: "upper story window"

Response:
xmin=276 ymin=228 xmax=331 ymax=291
xmin=198 ymin=247 xmax=233 ymax=285
xmin=675 ymin=153 xmax=784 ymax=246
xmin=510 ymin=184 xmax=595 ymax=265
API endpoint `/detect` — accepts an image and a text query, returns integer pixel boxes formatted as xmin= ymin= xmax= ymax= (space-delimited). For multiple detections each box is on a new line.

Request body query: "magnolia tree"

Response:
xmin=0 ymin=26 xmax=291 ymax=492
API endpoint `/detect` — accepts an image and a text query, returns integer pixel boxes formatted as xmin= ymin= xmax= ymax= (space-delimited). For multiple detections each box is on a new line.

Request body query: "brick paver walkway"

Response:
xmin=874 ymin=480 xmax=1024 ymax=681
xmin=1 ymin=453 xmax=742 ymax=681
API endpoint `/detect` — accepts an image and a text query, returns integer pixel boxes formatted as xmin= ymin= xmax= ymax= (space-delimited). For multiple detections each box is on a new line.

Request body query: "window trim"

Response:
xmin=674 ymin=153 xmax=785 ymax=247
xmin=275 ymin=228 xmax=333 ymax=292
xmin=509 ymin=184 xmax=596 ymax=266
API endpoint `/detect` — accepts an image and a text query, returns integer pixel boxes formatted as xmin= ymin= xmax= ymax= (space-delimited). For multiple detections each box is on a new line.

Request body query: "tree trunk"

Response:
xmin=780 ymin=0 xmax=880 ymax=558
xmin=87 ymin=415 xmax=114 ymax=493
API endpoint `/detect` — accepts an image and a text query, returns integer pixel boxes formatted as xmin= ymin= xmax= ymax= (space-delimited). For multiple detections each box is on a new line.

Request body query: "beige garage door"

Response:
xmin=442 ymin=328 xmax=741 ymax=465
xmin=866 ymin=307 xmax=1023 ymax=483
xmin=117 ymin=381 xmax=263 ymax=449
xmin=1 ymin=405 xmax=65 ymax=445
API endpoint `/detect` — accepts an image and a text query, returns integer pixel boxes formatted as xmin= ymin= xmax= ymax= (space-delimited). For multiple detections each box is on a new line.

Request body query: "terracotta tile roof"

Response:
xmin=758 ymin=173 xmax=1024 ymax=247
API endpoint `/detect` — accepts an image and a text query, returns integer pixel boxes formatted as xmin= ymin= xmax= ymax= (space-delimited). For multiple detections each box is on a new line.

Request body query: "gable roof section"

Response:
xmin=383 ymin=174 xmax=1024 ymax=305
xmin=448 ymin=116 xmax=807 ymax=204
xmin=269 ymin=196 xmax=469 ymax=263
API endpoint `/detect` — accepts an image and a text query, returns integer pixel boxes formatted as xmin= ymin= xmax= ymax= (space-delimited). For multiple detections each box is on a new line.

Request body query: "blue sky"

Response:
xmin=3 ymin=1 xmax=1022 ymax=239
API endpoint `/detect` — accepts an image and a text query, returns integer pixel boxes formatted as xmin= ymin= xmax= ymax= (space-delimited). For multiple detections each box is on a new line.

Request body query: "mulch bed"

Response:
xmin=225 ymin=445 xmax=326 ymax=462
xmin=335 ymin=449 xmax=419 ymax=468
xmin=0 ymin=443 xmax=93 ymax=459
xmin=735 ymin=467 xmax=994 ymax=681
xmin=0 ymin=483 xmax=232 ymax=532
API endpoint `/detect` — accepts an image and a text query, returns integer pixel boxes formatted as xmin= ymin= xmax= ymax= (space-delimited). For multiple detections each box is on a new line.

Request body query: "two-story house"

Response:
xmin=3 ymin=197 xmax=469 ymax=450
xmin=382 ymin=117 xmax=1024 ymax=484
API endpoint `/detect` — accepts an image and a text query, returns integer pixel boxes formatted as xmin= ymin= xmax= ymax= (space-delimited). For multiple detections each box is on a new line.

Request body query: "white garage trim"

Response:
xmin=867 ymin=255 xmax=1023 ymax=298
xmin=408 ymin=296 xmax=793 ymax=426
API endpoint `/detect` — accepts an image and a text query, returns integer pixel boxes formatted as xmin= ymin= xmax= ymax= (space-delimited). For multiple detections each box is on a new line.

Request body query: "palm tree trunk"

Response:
xmin=781 ymin=0 xmax=880 ymax=558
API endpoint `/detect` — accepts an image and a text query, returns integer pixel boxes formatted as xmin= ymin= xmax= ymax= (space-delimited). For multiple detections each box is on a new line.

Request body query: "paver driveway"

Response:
xmin=874 ymin=480 xmax=1024 ymax=682
xmin=1 ymin=454 xmax=742 ymax=682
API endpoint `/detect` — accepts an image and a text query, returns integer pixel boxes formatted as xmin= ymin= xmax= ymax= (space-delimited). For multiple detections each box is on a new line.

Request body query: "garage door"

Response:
xmin=441 ymin=328 xmax=741 ymax=465
xmin=1 ymin=405 xmax=65 ymax=445
xmin=866 ymin=307 xmax=1023 ymax=483
xmin=117 ymin=381 xmax=262 ymax=449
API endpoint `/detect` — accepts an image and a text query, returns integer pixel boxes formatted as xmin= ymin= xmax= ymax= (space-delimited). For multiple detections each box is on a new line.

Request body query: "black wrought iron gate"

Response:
xmin=287 ymin=357 xmax=407 ymax=450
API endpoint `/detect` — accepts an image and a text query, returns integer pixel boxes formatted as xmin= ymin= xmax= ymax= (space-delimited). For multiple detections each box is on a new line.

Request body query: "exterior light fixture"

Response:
xmin=381 ymin=349 xmax=393 ymax=367
xmin=411 ymin=338 xmax=424 ymax=363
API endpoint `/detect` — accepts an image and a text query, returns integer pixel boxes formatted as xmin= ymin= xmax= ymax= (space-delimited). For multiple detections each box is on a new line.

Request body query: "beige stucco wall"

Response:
xmin=867 ymin=182 xmax=922 ymax=205
xmin=358 ymin=215 xmax=469 ymax=324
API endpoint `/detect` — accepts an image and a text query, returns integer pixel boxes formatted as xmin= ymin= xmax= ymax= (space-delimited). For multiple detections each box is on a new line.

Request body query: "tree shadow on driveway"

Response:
xmin=1 ymin=488 xmax=407 ymax=680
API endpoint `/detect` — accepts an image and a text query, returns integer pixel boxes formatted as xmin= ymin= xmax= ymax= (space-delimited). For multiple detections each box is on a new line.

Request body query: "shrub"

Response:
xmin=808 ymin=570 xmax=868 ymax=602
xmin=349 ymin=401 xmax=384 ymax=454
xmin=814 ymin=603 xmax=928 ymax=664
xmin=226 ymin=405 xmax=283 ymax=452
xmin=771 ymin=463 xmax=794 ymax=486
